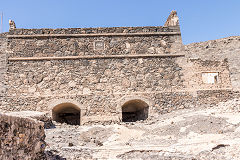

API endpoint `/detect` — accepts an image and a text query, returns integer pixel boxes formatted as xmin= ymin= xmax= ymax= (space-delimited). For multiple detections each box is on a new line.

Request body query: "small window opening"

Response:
xmin=202 ymin=72 xmax=219 ymax=84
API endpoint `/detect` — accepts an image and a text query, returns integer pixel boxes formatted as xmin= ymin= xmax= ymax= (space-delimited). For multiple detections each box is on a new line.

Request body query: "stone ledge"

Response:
xmin=4 ymin=88 xmax=233 ymax=99
xmin=6 ymin=32 xmax=181 ymax=39
xmin=8 ymin=54 xmax=185 ymax=61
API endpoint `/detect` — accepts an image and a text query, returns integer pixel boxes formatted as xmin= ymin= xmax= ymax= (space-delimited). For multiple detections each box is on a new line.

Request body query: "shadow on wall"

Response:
xmin=121 ymin=99 xmax=149 ymax=122
xmin=52 ymin=103 xmax=81 ymax=125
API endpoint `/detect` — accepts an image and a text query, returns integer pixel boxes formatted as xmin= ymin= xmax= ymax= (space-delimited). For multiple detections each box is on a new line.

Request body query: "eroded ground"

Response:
xmin=45 ymin=99 xmax=240 ymax=160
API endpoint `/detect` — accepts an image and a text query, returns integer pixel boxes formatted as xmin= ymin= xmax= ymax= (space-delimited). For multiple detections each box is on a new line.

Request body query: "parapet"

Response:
xmin=7 ymin=11 xmax=181 ymax=38
xmin=7 ymin=26 xmax=181 ymax=39
xmin=5 ymin=11 xmax=183 ymax=59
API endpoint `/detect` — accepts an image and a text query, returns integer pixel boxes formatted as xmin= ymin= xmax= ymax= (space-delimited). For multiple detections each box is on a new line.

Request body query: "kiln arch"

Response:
xmin=52 ymin=102 xmax=81 ymax=125
xmin=121 ymin=99 xmax=149 ymax=122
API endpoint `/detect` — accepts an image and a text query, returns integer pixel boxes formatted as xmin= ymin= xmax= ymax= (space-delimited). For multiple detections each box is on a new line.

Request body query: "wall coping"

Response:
xmin=6 ymin=32 xmax=181 ymax=39
xmin=8 ymin=54 xmax=185 ymax=61
xmin=4 ymin=88 xmax=233 ymax=99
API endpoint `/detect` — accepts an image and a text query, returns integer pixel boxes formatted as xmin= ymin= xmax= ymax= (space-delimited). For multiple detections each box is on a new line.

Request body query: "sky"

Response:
xmin=0 ymin=0 xmax=239 ymax=44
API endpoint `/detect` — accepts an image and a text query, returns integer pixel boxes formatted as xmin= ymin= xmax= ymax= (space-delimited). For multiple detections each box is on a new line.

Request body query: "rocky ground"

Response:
xmin=44 ymin=99 xmax=240 ymax=160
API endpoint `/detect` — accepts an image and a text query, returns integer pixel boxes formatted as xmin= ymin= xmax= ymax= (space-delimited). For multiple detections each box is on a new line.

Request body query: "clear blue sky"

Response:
xmin=0 ymin=0 xmax=239 ymax=44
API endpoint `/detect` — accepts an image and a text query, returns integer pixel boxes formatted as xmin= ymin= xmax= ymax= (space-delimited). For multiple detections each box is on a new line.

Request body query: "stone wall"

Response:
xmin=8 ymin=36 xmax=181 ymax=57
xmin=3 ymin=55 xmax=233 ymax=124
xmin=178 ymin=58 xmax=232 ymax=92
xmin=0 ymin=34 xmax=7 ymax=110
xmin=7 ymin=26 xmax=182 ymax=58
xmin=185 ymin=36 xmax=240 ymax=91
xmin=5 ymin=57 xmax=185 ymax=114
xmin=0 ymin=23 xmax=237 ymax=124
xmin=8 ymin=26 xmax=180 ymax=35
xmin=0 ymin=113 xmax=46 ymax=159
xmin=7 ymin=57 xmax=184 ymax=98
xmin=2 ymin=25 xmax=184 ymax=121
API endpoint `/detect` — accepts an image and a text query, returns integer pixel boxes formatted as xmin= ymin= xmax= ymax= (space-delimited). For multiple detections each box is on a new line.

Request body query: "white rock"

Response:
xmin=28 ymin=86 xmax=36 ymax=93
xmin=83 ymin=88 xmax=91 ymax=95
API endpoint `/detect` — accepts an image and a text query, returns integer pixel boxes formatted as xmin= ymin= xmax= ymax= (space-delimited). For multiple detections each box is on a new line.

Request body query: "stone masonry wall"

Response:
xmin=8 ymin=36 xmax=181 ymax=57
xmin=7 ymin=27 xmax=182 ymax=58
xmin=185 ymin=36 xmax=240 ymax=91
xmin=5 ymin=57 xmax=185 ymax=114
xmin=0 ymin=34 xmax=7 ymax=109
xmin=0 ymin=113 xmax=46 ymax=159
xmin=0 ymin=25 xmax=236 ymax=124
xmin=177 ymin=58 xmax=232 ymax=92
xmin=3 ymin=55 xmax=233 ymax=123
xmin=8 ymin=26 xmax=180 ymax=35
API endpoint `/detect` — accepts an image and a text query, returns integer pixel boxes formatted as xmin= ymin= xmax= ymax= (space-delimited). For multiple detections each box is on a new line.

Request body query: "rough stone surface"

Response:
xmin=7 ymin=31 xmax=182 ymax=58
xmin=44 ymin=99 xmax=240 ymax=159
xmin=185 ymin=36 xmax=240 ymax=91
xmin=6 ymin=111 xmax=54 ymax=129
xmin=8 ymin=25 xmax=180 ymax=35
xmin=0 ymin=11 xmax=238 ymax=125
xmin=0 ymin=11 xmax=240 ymax=159
xmin=0 ymin=27 xmax=235 ymax=125
xmin=0 ymin=113 xmax=46 ymax=159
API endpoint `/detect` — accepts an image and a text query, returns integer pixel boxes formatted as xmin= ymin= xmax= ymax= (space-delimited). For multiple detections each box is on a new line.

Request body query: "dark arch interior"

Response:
xmin=52 ymin=103 xmax=80 ymax=125
xmin=122 ymin=99 xmax=149 ymax=122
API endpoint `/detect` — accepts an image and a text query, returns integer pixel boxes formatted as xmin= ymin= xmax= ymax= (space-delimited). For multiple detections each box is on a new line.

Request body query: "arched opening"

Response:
xmin=52 ymin=103 xmax=81 ymax=125
xmin=121 ymin=99 xmax=149 ymax=122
